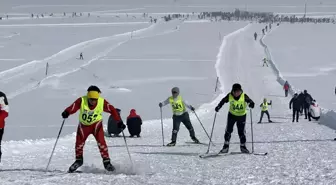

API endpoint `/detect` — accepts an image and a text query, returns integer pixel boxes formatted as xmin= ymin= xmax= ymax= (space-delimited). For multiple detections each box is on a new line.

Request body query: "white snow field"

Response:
xmin=0 ymin=1 xmax=336 ymax=184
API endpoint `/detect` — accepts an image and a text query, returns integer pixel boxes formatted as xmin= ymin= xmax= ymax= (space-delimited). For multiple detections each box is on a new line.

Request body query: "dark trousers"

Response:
xmin=285 ymin=90 xmax=288 ymax=97
xmin=171 ymin=112 xmax=195 ymax=142
xmin=224 ymin=113 xmax=246 ymax=144
xmin=303 ymin=104 xmax=311 ymax=120
xmin=0 ymin=128 xmax=3 ymax=162
xmin=259 ymin=110 xmax=270 ymax=122
xmin=292 ymin=109 xmax=299 ymax=122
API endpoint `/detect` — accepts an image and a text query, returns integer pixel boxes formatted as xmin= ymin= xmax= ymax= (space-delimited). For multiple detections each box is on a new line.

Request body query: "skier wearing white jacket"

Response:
xmin=159 ymin=87 xmax=200 ymax=146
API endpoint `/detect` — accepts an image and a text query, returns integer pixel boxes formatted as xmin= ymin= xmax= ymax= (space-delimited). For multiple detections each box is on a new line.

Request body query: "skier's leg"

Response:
xmin=181 ymin=112 xmax=196 ymax=139
xmin=292 ymin=109 xmax=295 ymax=122
xmin=236 ymin=115 xmax=247 ymax=145
xmin=304 ymin=104 xmax=308 ymax=119
xmin=93 ymin=121 xmax=115 ymax=171
xmin=171 ymin=115 xmax=182 ymax=143
xmin=295 ymin=109 xmax=299 ymax=122
xmin=265 ymin=110 xmax=271 ymax=121
xmin=258 ymin=111 xmax=264 ymax=123
xmin=75 ymin=124 xmax=91 ymax=159
xmin=92 ymin=121 xmax=110 ymax=159
xmin=0 ymin=128 xmax=3 ymax=162
xmin=224 ymin=113 xmax=236 ymax=144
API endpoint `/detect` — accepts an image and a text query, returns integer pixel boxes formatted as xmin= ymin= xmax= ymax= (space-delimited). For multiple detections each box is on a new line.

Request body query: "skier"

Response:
xmin=215 ymin=83 xmax=255 ymax=153
xmin=79 ymin=52 xmax=83 ymax=60
xmin=159 ymin=87 xmax=200 ymax=146
xmin=262 ymin=28 xmax=265 ymax=35
xmin=303 ymin=90 xmax=313 ymax=121
xmin=61 ymin=85 xmax=126 ymax=172
xmin=289 ymin=93 xmax=301 ymax=122
xmin=297 ymin=91 xmax=305 ymax=115
xmin=262 ymin=57 xmax=268 ymax=67
xmin=254 ymin=32 xmax=257 ymax=41
xmin=258 ymin=98 xmax=273 ymax=123
xmin=105 ymin=108 xmax=123 ymax=137
xmin=0 ymin=91 xmax=9 ymax=163
xmin=283 ymin=81 xmax=289 ymax=97
xmin=126 ymin=109 xmax=142 ymax=137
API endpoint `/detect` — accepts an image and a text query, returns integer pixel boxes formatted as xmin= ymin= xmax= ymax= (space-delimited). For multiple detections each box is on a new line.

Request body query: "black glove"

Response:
xmin=62 ymin=111 xmax=69 ymax=119
xmin=159 ymin=102 xmax=163 ymax=107
xmin=190 ymin=106 xmax=195 ymax=111
xmin=215 ymin=106 xmax=221 ymax=112
xmin=118 ymin=121 xmax=126 ymax=130
xmin=248 ymin=102 xmax=255 ymax=109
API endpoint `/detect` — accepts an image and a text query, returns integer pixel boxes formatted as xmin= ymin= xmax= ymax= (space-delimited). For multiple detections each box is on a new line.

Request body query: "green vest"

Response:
xmin=261 ymin=102 xmax=268 ymax=111
xmin=229 ymin=93 xmax=247 ymax=116
xmin=79 ymin=96 xmax=104 ymax=125
xmin=169 ymin=95 xmax=186 ymax=114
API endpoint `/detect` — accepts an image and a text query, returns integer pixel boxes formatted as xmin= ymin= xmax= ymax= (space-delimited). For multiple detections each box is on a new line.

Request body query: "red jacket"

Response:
xmin=284 ymin=84 xmax=289 ymax=90
xmin=127 ymin=109 xmax=140 ymax=120
xmin=64 ymin=97 xmax=121 ymax=124
xmin=0 ymin=104 xmax=9 ymax=128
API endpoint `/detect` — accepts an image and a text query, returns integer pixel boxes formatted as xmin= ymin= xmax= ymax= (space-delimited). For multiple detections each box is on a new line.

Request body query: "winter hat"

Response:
xmin=171 ymin=87 xmax=180 ymax=94
xmin=232 ymin=83 xmax=242 ymax=92
xmin=87 ymin=85 xmax=101 ymax=99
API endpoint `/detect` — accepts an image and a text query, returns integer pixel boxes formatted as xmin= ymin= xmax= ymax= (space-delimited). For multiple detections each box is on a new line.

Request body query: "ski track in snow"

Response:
xmin=1 ymin=19 xmax=336 ymax=185
xmin=0 ymin=20 xmax=183 ymax=99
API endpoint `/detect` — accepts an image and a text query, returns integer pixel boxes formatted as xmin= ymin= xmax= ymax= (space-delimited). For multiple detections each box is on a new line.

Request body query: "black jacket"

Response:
xmin=289 ymin=96 xmax=301 ymax=110
xmin=107 ymin=112 xmax=122 ymax=135
xmin=217 ymin=92 xmax=254 ymax=110
xmin=303 ymin=93 xmax=313 ymax=105
xmin=127 ymin=117 xmax=142 ymax=135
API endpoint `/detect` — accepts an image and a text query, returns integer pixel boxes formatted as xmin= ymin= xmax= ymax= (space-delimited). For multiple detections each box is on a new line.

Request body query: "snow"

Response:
xmin=0 ymin=0 xmax=336 ymax=184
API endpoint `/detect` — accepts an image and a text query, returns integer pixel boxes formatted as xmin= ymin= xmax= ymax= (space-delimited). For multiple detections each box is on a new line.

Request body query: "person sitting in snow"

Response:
xmin=105 ymin=108 xmax=123 ymax=137
xmin=127 ymin=109 xmax=142 ymax=137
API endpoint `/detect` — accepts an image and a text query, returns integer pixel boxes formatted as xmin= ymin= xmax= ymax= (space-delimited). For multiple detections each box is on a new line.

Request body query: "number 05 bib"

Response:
xmin=79 ymin=96 xmax=104 ymax=125
xmin=229 ymin=93 xmax=247 ymax=116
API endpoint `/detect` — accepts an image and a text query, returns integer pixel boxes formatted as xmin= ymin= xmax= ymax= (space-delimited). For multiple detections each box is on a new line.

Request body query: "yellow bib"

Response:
xmin=229 ymin=93 xmax=247 ymax=116
xmin=261 ymin=102 xmax=268 ymax=111
xmin=169 ymin=95 xmax=186 ymax=114
xmin=79 ymin=96 xmax=104 ymax=125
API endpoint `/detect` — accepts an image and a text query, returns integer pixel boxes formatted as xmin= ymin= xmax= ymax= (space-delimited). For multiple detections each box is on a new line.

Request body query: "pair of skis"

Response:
xmin=199 ymin=151 xmax=268 ymax=158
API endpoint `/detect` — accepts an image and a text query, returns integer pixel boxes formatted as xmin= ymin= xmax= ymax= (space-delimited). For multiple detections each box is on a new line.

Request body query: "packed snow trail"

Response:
xmin=1 ymin=24 xmax=335 ymax=184
xmin=0 ymin=19 xmax=183 ymax=99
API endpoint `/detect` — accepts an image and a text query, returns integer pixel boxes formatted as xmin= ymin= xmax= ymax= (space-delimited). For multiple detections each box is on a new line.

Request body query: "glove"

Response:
xmin=248 ymin=102 xmax=255 ymax=109
xmin=62 ymin=111 xmax=69 ymax=119
xmin=270 ymin=100 xmax=272 ymax=105
xmin=190 ymin=106 xmax=195 ymax=111
xmin=215 ymin=106 xmax=221 ymax=112
xmin=159 ymin=102 xmax=163 ymax=107
xmin=118 ymin=121 xmax=126 ymax=130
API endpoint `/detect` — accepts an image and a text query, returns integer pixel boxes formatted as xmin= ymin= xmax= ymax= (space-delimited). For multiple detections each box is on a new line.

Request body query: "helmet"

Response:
xmin=232 ymin=83 xmax=242 ymax=92
xmin=87 ymin=85 xmax=101 ymax=99
xmin=171 ymin=87 xmax=180 ymax=94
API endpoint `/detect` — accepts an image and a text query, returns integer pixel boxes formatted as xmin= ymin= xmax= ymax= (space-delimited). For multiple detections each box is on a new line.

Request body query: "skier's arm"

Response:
xmin=64 ymin=97 xmax=82 ymax=115
xmin=244 ymin=94 xmax=255 ymax=108
xmin=183 ymin=100 xmax=193 ymax=110
xmin=160 ymin=98 xmax=170 ymax=107
xmin=216 ymin=93 xmax=230 ymax=109
xmin=289 ymin=99 xmax=293 ymax=109
xmin=260 ymin=103 xmax=263 ymax=107
xmin=103 ymin=100 xmax=121 ymax=122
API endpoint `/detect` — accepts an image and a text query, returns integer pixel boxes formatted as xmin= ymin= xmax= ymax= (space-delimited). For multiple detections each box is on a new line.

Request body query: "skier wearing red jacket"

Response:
xmin=61 ymin=85 xmax=126 ymax=173
xmin=0 ymin=91 xmax=9 ymax=163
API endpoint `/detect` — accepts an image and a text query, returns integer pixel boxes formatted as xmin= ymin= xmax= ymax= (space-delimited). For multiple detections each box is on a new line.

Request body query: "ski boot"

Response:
xmin=268 ymin=120 xmax=273 ymax=123
xmin=219 ymin=144 xmax=229 ymax=153
xmin=257 ymin=121 xmax=261 ymax=124
xmin=103 ymin=158 xmax=115 ymax=172
xmin=68 ymin=157 xmax=83 ymax=173
xmin=191 ymin=136 xmax=200 ymax=144
xmin=166 ymin=141 xmax=176 ymax=146
xmin=240 ymin=144 xmax=250 ymax=153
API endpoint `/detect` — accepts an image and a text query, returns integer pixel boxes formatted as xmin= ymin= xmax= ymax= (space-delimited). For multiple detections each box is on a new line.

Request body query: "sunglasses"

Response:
xmin=172 ymin=91 xmax=178 ymax=94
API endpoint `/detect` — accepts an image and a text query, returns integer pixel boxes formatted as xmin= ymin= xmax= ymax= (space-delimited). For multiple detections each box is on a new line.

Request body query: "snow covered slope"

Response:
xmin=1 ymin=22 xmax=335 ymax=184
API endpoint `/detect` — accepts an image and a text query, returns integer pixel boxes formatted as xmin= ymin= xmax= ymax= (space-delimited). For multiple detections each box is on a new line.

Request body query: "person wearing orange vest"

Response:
xmin=159 ymin=87 xmax=200 ymax=146
xmin=62 ymin=85 xmax=125 ymax=173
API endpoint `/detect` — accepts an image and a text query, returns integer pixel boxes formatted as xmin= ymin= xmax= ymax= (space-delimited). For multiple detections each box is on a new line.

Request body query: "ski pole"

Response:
xmin=250 ymin=109 xmax=254 ymax=153
xmin=160 ymin=107 xmax=165 ymax=146
xmin=206 ymin=113 xmax=217 ymax=154
xmin=46 ymin=119 xmax=66 ymax=172
xmin=193 ymin=111 xmax=215 ymax=146
xmin=121 ymin=130 xmax=134 ymax=171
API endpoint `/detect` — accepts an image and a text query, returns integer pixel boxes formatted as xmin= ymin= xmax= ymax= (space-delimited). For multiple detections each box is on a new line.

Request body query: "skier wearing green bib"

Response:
xmin=258 ymin=98 xmax=273 ymax=123
xmin=159 ymin=87 xmax=200 ymax=146
xmin=215 ymin=83 xmax=255 ymax=153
